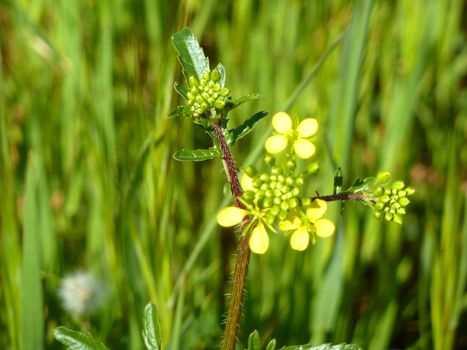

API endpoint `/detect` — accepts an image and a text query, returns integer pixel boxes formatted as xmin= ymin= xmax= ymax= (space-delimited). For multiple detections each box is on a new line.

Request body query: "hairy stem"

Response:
xmin=212 ymin=123 xmax=250 ymax=350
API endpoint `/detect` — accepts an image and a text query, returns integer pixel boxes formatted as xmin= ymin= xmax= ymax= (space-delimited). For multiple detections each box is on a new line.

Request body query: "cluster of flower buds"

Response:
xmin=242 ymin=157 xmax=304 ymax=225
xmin=186 ymin=70 xmax=230 ymax=117
xmin=372 ymin=180 xmax=415 ymax=224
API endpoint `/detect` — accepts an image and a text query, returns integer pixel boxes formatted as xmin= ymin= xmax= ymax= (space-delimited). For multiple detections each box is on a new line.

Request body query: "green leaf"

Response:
xmin=227 ymin=111 xmax=268 ymax=145
xmin=247 ymin=330 xmax=261 ymax=350
xmin=347 ymin=176 xmax=375 ymax=194
xmin=333 ymin=167 xmax=343 ymax=194
xmin=265 ymin=339 xmax=277 ymax=350
xmin=280 ymin=343 xmax=362 ymax=350
xmin=229 ymin=93 xmax=262 ymax=109
xmin=173 ymin=148 xmax=220 ymax=161
xmin=171 ymin=28 xmax=209 ymax=81
xmin=53 ymin=327 xmax=109 ymax=350
xmin=174 ymin=81 xmax=188 ymax=99
xmin=142 ymin=303 xmax=162 ymax=350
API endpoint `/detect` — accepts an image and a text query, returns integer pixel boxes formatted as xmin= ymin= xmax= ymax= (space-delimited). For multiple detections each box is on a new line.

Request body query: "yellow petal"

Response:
xmin=240 ymin=174 xmax=255 ymax=191
xmin=289 ymin=228 xmax=309 ymax=251
xmin=272 ymin=112 xmax=292 ymax=133
xmin=249 ymin=223 xmax=269 ymax=254
xmin=296 ymin=118 xmax=318 ymax=138
xmin=279 ymin=217 xmax=301 ymax=231
xmin=306 ymin=199 xmax=327 ymax=220
xmin=293 ymin=139 xmax=316 ymax=159
xmin=265 ymin=135 xmax=288 ymax=154
xmin=315 ymin=219 xmax=335 ymax=237
xmin=216 ymin=207 xmax=247 ymax=227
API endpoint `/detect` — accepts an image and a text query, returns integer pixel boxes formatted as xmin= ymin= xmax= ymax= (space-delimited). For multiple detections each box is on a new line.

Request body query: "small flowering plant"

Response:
xmin=54 ymin=28 xmax=414 ymax=350
xmin=168 ymin=28 xmax=414 ymax=350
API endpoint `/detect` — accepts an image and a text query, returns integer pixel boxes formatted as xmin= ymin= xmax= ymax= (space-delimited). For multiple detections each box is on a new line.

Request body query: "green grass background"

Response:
xmin=1 ymin=0 xmax=466 ymax=349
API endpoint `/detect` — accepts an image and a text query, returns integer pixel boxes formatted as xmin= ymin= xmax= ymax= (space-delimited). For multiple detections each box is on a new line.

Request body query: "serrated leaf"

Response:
xmin=142 ymin=303 xmax=161 ymax=350
xmin=172 ymin=28 xmax=209 ymax=81
xmin=227 ymin=111 xmax=268 ymax=145
xmin=173 ymin=148 xmax=220 ymax=161
xmin=265 ymin=339 xmax=277 ymax=350
xmin=280 ymin=343 xmax=362 ymax=350
xmin=169 ymin=105 xmax=192 ymax=118
xmin=53 ymin=327 xmax=109 ymax=350
xmin=174 ymin=81 xmax=188 ymax=99
xmin=247 ymin=330 xmax=261 ymax=350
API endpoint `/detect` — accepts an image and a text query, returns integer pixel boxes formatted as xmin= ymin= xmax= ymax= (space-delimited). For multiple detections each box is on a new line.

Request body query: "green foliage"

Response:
xmin=53 ymin=327 xmax=109 ymax=350
xmin=142 ymin=303 xmax=162 ymax=350
xmin=173 ymin=148 xmax=220 ymax=162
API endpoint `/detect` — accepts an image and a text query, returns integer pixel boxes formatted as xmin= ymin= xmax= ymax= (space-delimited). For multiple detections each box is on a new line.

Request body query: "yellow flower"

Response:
xmin=249 ymin=222 xmax=269 ymax=254
xmin=216 ymin=205 xmax=271 ymax=254
xmin=216 ymin=207 xmax=248 ymax=227
xmin=279 ymin=199 xmax=335 ymax=251
xmin=265 ymin=112 xmax=318 ymax=159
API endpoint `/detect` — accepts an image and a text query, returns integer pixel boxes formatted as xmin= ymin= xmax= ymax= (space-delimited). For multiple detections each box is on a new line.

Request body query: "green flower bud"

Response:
xmin=290 ymin=188 xmax=300 ymax=197
xmin=391 ymin=180 xmax=405 ymax=190
xmin=279 ymin=210 xmax=288 ymax=220
xmin=286 ymin=177 xmax=294 ymax=186
xmin=399 ymin=197 xmax=410 ymax=206
xmin=210 ymin=69 xmax=221 ymax=82
xmin=398 ymin=190 xmax=407 ymax=197
xmin=288 ymin=198 xmax=299 ymax=208
xmin=256 ymin=190 xmax=265 ymax=199
xmin=280 ymin=185 xmax=289 ymax=194
xmin=393 ymin=214 xmax=403 ymax=224
xmin=280 ymin=201 xmax=289 ymax=211
xmin=375 ymin=202 xmax=385 ymax=211
xmin=269 ymin=181 xmax=277 ymax=190
xmin=187 ymin=91 xmax=195 ymax=100
xmin=270 ymin=174 xmax=277 ymax=181
xmin=244 ymin=166 xmax=256 ymax=177
xmin=277 ymin=175 xmax=285 ymax=183
xmin=295 ymin=177 xmax=304 ymax=186
xmin=273 ymin=197 xmax=281 ymax=205
xmin=286 ymin=160 xmax=296 ymax=170
xmin=208 ymin=81 xmax=215 ymax=89
xmin=207 ymin=97 xmax=215 ymax=105
xmin=271 ymin=167 xmax=280 ymax=175
xmin=260 ymin=183 xmax=268 ymax=191
xmin=200 ymin=79 xmax=207 ymax=88
xmin=396 ymin=207 xmax=406 ymax=214
xmin=271 ymin=205 xmax=280 ymax=216
xmin=263 ymin=197 xmax=273 ymax=208
xmin=405 ymin=187 xmax=415 ymax=195
xmin=380 ymin=195 xmax=391 ymax=203
xmin=220 ymin=88 xmax=229 ymax=96
xmin=265 ymin=189 xmax=273 ymax=198
xmin=188 ymin=76 xmax=198 ymax=87
xmin=274 ymin=189 xmax=282 ymax=197
xmin=252 ymin=178 xmax=262 ymax=188
xmin=373 ymin=186 xmax=384 ymax=197
xmin=384 ymin=212 xmax=393 ymax=221
xmin=307 ymin=162 xmax=319 ymax=174
xmin=259 ymin=173 xmax=269 ymax=182
xmin=376 ymin=171 xmax=391 ymax=184
xmin=214 ymin=99 xmax=225 ymax=109
xmin=373 ymin=211 xmax=382 ymax=219
xmin=264 ymin=155 xmax=274 ymax=165
xmin=202 ymin=71 xmax=210 ymax=81
xmin=213 ymin=84 xmax=221 ymax=92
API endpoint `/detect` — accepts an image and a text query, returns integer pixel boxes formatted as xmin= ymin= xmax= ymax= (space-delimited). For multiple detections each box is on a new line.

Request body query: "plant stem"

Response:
xmin=212 ymin=123 xmax=251 ymax=350
xmin=311 ymin=192 xmax=374 ymax=202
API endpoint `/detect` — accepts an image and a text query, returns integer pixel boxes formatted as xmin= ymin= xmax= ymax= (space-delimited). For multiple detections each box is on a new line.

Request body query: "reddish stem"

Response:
xmin=212 ymin=124 xmax=251 ymax=350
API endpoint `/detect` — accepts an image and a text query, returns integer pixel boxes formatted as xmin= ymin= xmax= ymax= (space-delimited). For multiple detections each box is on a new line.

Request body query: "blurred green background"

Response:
xmin=1 ymin=0 xmax=466 ymax=349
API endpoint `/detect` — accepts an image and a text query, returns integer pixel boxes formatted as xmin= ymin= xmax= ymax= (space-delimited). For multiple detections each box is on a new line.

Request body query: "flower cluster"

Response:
xmin=372 ymin=179 xmax=415 ymax=224
xmin=217 ymin=112 xmax=335 ymax=254
xmin=186 ymin=70 xmax=230 ymax=117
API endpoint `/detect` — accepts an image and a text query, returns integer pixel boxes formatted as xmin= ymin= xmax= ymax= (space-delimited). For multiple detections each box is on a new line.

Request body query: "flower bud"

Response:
xmin=188 ymin=76 xmax=198 ymax=87
xmin=210 ymin=69 xmax=221 ymax=82
xmin=376 ymin=171 xmax=391 ymax=184
xmin=202 ymin=71 xmax=210 ymax=81
xmin=391 ymin=180 xmax=405 ymax=190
